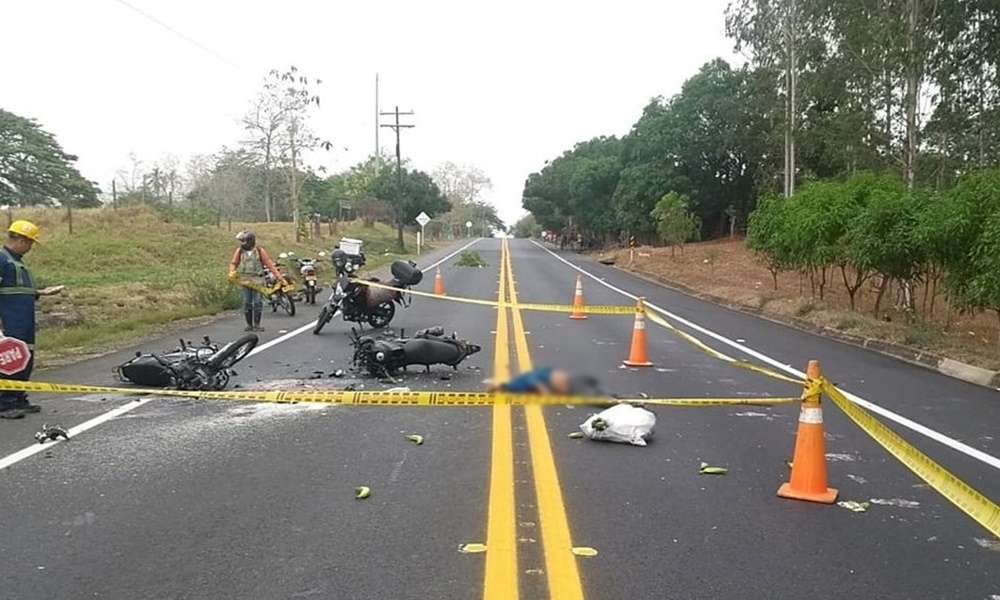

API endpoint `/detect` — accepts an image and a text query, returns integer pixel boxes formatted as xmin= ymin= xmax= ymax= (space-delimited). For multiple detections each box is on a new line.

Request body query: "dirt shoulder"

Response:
xmin=596 ymin=239 xmax=1000 ymax=376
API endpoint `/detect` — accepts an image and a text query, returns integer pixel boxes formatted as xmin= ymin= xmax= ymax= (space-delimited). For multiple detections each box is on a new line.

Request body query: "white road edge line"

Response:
xmin=0 ymin=238 xmax=483 ymax=473
xmin=530 ymin=240 xmax=1000 ymax=472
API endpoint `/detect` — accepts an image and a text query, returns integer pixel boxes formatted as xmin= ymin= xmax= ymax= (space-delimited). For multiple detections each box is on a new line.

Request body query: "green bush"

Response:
xmin=455 ymin=250 xmax=488 ymax=268
xmin=189 ymin=273 xmax=241 ymax=310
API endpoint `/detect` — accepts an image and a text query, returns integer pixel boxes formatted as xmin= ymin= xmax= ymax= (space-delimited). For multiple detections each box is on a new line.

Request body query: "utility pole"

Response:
xmin=379 ymin=105 xmax=414 ymax=251
xmin=374 ymin=73 xmax=380 ymax=157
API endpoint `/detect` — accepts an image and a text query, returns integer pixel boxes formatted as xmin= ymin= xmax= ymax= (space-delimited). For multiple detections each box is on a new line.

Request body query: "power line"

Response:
xmin=110 ymin=0 xmax=241 ymax=70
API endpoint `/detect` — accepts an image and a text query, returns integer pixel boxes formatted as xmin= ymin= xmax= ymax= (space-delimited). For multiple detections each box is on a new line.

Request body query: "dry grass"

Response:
xmin=608 ymin=238 xmax=1000 ymax=370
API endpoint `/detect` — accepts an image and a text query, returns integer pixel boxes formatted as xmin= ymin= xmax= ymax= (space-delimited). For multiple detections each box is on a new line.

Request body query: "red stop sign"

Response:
xmin=0 ymin=336 xmax=31 ymax=376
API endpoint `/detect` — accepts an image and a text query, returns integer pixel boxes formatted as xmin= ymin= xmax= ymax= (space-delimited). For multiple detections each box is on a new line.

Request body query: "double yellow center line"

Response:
xmin=484 ymin=238 xmax=585 ymax=600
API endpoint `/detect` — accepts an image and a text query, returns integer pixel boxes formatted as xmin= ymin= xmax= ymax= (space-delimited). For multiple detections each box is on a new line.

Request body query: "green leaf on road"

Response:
xmin=355 ymin=486 xmax=371 ymax=500
xmin=837 ymin=500 xmax=869 ymax=513
xmin=699 ymin=462 xmax=728 ymax=475
xmin=405 ymin=434 xmax=424 ymax=445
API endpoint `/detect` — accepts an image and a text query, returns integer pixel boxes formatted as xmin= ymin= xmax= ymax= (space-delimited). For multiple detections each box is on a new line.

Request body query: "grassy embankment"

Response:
xmin=14 ymin=206 xmax=424 ymax=364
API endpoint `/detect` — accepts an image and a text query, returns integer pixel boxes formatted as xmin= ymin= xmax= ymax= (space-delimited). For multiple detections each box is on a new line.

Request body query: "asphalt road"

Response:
xmin=0 ymin=238 xmax=997 ymax=600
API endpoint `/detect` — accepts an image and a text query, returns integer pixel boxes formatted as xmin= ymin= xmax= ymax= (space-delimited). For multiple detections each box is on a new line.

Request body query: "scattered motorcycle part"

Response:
xmin=34 ymin=423 xmax=70 ymax=444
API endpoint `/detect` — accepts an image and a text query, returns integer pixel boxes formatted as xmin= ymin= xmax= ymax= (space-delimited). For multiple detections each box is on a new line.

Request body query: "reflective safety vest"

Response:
xmin=0 ymin=247 xmax=36 ymax=346
xmin=237 ymin=248 xmax=264 ymax=276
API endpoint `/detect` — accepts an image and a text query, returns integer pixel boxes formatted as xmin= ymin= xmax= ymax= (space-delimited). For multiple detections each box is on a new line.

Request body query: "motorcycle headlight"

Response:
xmin=375 ymin=351 xmax=385 ymax=362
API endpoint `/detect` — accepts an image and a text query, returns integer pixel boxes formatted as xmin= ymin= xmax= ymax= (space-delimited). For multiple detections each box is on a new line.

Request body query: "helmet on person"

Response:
xmin=236 ymin=230 xmax=256 ymax=250
xmin=8 ymin=220 xmax=41 ymax=243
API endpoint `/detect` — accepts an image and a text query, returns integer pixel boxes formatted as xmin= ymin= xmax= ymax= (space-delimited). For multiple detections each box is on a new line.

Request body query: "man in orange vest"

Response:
xmin=228 ymin=230 xmax=282 ymax=332
xmin=0 ymin=221 xmax=64 ymax=419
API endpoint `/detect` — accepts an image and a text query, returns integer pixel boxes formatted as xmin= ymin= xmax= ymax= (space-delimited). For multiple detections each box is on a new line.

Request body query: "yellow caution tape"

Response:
xmin=800 ymin=378 xmax=823 ymax=400
xmin=354 ymin=280 xmax=635 ymax=315
xmin=0 ymin=380 xmax=796 ymax=408
xmin=231 ymin=276 xmax=291 ymax=299
xmin=517 ymin=302 xmax=635 ymax=315
xmin=643 ymin=311 xmax=804 ymax=386
xmin=822 ymin=379 xmax=1000 ymax=538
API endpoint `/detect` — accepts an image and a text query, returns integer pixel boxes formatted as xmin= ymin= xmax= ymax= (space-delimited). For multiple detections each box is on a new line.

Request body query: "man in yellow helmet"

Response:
xmin=0 ymin=220 xmax=63 ymax=419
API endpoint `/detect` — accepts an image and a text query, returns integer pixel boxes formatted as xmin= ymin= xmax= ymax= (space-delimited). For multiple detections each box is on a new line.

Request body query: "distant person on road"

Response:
xmin=0 ymin=220 xmax=64 ymax=419
xmin=229 ymin=230 xmax=282 ymax=332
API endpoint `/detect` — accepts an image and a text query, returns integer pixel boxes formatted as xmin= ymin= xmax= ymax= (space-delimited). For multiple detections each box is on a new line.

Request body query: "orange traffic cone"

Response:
xmin=434 ymin=267 xmax=446 ymax=296
xmin=622 ymin=298 xmax=653 ymax=367
xmin=777 ymin=360 xmax=838 ymax=504
xmin=569 ymin=275 xmax=588 ymax=320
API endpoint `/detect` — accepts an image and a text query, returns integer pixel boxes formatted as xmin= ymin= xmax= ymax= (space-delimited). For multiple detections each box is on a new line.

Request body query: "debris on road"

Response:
xmin=354 ymin=486 xmax=371 ymax=500
xmin=571 ymin=547 xmax=598 ymax=557
xmin=34 ymin=424 xmax=70 ymax=444
xmin=869 ymin=498 xmax=920 ymax=508
xmin=567 ymin=431 xmax=585 ymax=439
xmin=459 ymin=543 xmax=487 ymax=554
xmin=579 ymin=404 xmax=656 ymax=446
xmin=699 ymin=462 xmax=728 ymax=475
xmin=973 ymin=538 xmax=1000 ymax=552
xmin=404 ymin=434 xmax=424 ymax=446
xmin=330 ymin=369 xmax=345 ymax=378
xmin=837 ymin=500 xmax=870 ymax=512
xmin=825 ymin=452 xmax=859 ymax=462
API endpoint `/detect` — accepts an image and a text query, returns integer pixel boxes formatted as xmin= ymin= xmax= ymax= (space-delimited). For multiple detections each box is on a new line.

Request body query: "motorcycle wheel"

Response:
xmin=209 ymin=370 xmax=231 ymax=390
xmin=207 ymin=334 xmax=259 ymax=369
xmin=280 ymin=294 xmax=296 ymax=316
xmin=313 ymin=305 xmax=333 ymax=334
xmin=367 ymin=301 xmax=395 ymax=328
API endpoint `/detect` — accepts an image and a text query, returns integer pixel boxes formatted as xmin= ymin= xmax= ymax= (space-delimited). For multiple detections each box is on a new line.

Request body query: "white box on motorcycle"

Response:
xmin=391 ymin=260 xmax=423 ymax=286
xmin=339 ymin=238 xmax=363 ymax=256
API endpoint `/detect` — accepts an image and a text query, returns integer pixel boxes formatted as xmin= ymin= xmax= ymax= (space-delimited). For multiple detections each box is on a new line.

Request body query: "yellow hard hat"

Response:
xmin=8 ymin=220 xmax=41 ymax=243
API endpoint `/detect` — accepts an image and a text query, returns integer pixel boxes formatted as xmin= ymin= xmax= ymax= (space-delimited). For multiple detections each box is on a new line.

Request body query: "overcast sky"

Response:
xmin=3 ymin=0 xmax=738 ymax=225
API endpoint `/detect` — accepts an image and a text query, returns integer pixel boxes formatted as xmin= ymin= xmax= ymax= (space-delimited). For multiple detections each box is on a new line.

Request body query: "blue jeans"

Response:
xmin=241 ymin=288 xmax=263 ymax=312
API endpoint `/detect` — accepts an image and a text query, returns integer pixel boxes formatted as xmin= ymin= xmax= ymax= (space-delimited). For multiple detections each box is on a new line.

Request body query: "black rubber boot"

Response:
xmin=253 ymin=308 xmax=264 ymax=332
xmin=0 ymin=400 xmax=24 ymax=419
xmin=244 ymin=309 xmax=254 ymax=332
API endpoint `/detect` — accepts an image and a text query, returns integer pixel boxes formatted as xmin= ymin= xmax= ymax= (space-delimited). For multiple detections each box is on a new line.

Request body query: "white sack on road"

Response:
xmin=580 ymin=404 xmax=656 ymax=446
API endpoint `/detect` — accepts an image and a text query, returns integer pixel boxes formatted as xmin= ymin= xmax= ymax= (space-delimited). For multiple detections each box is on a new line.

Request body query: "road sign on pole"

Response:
xmin=465 ymin=220 xmax=473 ymax=238
xmin=0 ymin=336 xmax=31 ymax=376
xmin=416 ymin=212 xmax=430 ymax=255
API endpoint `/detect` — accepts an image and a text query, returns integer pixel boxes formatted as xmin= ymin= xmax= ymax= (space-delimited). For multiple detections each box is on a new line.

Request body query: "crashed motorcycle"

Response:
xmin=115 ymin=334 xmax=258 ymax=390
xmin=312 ymin=250 xmax=423 ymax=334
xmin=351 ymin=326 xmax=481 ymax=377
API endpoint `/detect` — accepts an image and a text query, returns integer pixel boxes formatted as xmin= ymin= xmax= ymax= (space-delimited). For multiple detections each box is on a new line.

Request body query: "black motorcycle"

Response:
xmin=351 ymin=326 xmax=482 ymax=377
xmin=115 ymin=334 xmax=258 ymax=390
xmin=313 ymin=251 xmax=423 ymax=334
